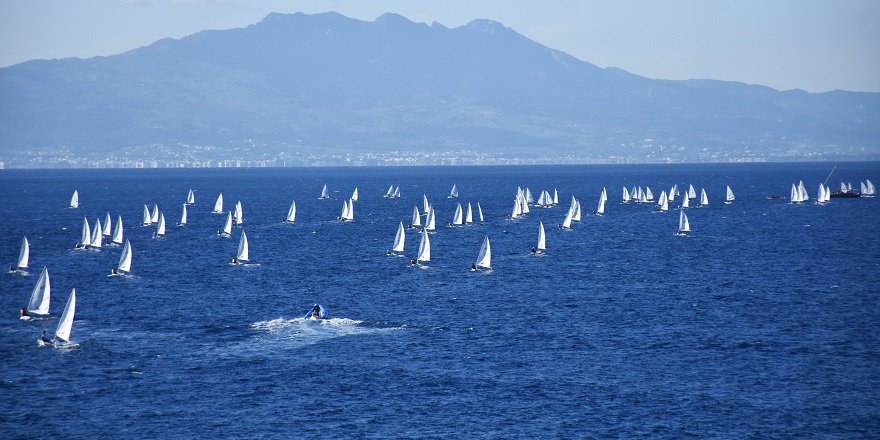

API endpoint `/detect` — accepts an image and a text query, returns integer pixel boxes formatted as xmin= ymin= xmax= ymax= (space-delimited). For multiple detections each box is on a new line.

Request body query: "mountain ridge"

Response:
xmin=0 ymin=11 xmax=877 ymax=164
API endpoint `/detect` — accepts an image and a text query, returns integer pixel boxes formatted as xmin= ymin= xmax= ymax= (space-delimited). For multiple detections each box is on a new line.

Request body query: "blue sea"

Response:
xmin=1 ymin=163 xmax=879 ymax=439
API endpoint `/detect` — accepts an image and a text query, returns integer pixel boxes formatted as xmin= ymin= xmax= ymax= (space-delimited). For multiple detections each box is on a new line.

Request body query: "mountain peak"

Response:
xmin=466 ymin=19 xmax=511 ymax=34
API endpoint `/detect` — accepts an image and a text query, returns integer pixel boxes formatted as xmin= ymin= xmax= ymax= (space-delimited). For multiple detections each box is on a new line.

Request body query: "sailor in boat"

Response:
xmin=10 ymin=265 xmax=17 ymax=273
xmin=410 ymin=258 xmax=417 ymax=266
xmin=40 ymin=330 xmax=53 ymax=345
xmin=231 ymin=257 xmax=238 ymax=265
xmin=20 ymin=308 xmax=28 ymax=318
xmin=531 ymin=247 xmax=537 ymax=254
xmin=471 ymin=263 xmax=477 ymax=271
xmin=310 ymin=304 xmax=320 ymax=318
xmin=111 ymin=268 xmax=118 ymax=276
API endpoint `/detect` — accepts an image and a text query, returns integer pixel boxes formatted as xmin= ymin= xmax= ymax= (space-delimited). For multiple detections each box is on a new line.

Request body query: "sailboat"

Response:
xmin=213 ymin=193 xmax=224 ymax=214
xmin=77 ymin=217 xmax=91 ymax=249
xmin=177 ymin=204 xmax=187 ymax=226
xmin=232 ymin=230 xmax=249 ymax=264
xmin=477 ymin=202 xmax=484 ymax=223
xmin=351 ymin=188 xmax=359 ymax=202
xmin=392 ymin=186 xmax=401 ymax=198
xmin=425 ymin=206 xmax=436 ymax=231
xmin=595 ymin=190 xmax=606 ymax=215
xmin=656 ymin=191 xmax=669 ymax=212
xmin=725 ymin=186 xmax=735 ymax=204
xmin=645 ymin=187 xmax=655 ymax=202
xmin=415 ymin=228 xmax=430 ymax=265
xmin=688 ymin=184 xmax=697 ymax=199
xmin=23 ymin=267 xmax=50 ymax=318
xmin=13 ymin=236 xmax=29 ymax=272
xmin=339 ymin=199 xmax=354 ymax=222
xmin=409 ymin=206 xmax=422 ymax=229
xmin=154 ymin=213 xmax=166 ymax=238
xmin=622 ymin=187 xmax=631 ymax=203
xmin=681 ymin=193 xmax=690 ymax=209
xmin=560 ymin=204 xmax=573 ymax=230
xmin=218 ymin=211 xmax=233 ymax=237
xmin=448 ymin=184 xmax=459 ymax=198
xmin=534 ymin=221 xmax=546 ymax=254
xmin=553 ymin=189 xmax=559 ymax=205
xmin=103 ymin=213 xmax=112 ymax=236
xmin=90 ymin=218 xmax=103 ymax=249
xmin=45 ymin=289 xmax=76 ymax=347
xmin=234 ymin=201 xmax=243 ymax=225
xmin=465 ymin=203 xmax=474 ymax=225
xmin=450 ymin=203 xmax=463 ymax=226
xmin=69 ymin=190 xmax=79 ymax=209
xmin=319 ymin=184 xmax=330 ymax=200
xmin=151 ymin=204 xmax=159 ymax=223
xmin=863 ymin=179 xmax=875 ymax=197
xmin=390 ymin=221 xmax=405 ymax=255
xmin=422 ymin=195 xmax=430 ymax=215
xmin=141 ymin=205 xmax=152 ymax=226
xmin=284 ymin=200 xmax=296 ymax=223
xmin=384 ymin=185 xmax=394 ymax=198
xmin=112 ymin=239 xmax=132 ymax=276
xmin=790 ymin=183 xmax=804 ymax=204
xmin=698 ymin=188 xmax=709 ymax=207
xmin=186 ymin=189 xmax=195 ymax=205
xmin=473 ymin=236 xmax=491 ymax=270
xmin=676 ymin=209 xmax=690 ymax=236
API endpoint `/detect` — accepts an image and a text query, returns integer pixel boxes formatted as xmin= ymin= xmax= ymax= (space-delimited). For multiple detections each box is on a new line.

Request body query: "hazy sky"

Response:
xmin=1 ymin=0 xmax=878 ymax=93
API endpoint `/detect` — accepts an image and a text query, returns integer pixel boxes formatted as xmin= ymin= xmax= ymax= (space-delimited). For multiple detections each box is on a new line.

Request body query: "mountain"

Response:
xmin=1 ymin=11 xmax=878 ymax=163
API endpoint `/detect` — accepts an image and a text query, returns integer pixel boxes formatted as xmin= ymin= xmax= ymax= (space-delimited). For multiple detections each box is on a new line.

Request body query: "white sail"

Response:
xmin=236 ymin=230 xmax=249 ymax=261
xmin=537 ymin=221 xmax=546 ymax=251
xmin=449 ymin=184 xmax=458 ymax=198
xmin=27 ymin=267 xmax=50 ymax=315
xmin=234 ymin=201 xmax=243 ymax=225
xmin=319 ymin=184 xmax=329 ymax=199
xmin=553 ymin=189 xmax=559 ymax=205
xmin=53 ymin=289 xmax=76 ymax=344
xmin=411 ymin=206 xmax=422 ymax=227
xmin=222 ymin=212 xmax=233 ymax=235
xmin=422 ymin=195 xmax=430 ymax=214
xmin=179 ymin=204 xmax=187 ymax=225
xmin=142 ymin=205 xmax=152 ymax=226
xmin=645 ymin=187 xmax=654 ymax=201
xmin=465 ymin=203 xmax=474 ymax=224
xmin=392 ymin=186 xmax=401 ymax=198
xmin=573 ymin=198 xmax=582 ymax=221
xmin=186 ymin=189 xmax=195 ymax=205
xmin=657 ymin=191 xmax=669 ymax=211
xmin=425 ymin=206 xmax=436 ymax=231
xmin=681 ymin=194 xmax=690 ymax=209
xmin=596 ymin=191 xmax=606 ymax=215
xmin=69 ymin=190 xmax=79 ymax=209
xmin=417 ymin=229 xmax=430 ymax=262
xmin=678 ymin=209 xmax=690 ymax=233
xmin=688 ymin=184 xmax=697 ymax=199
xmin=385 ymin=185 xmax=394 ymax=198
xmin=790 ymin=183 xmax=801 ymax=203
xmin=451 ymin=203 xmax=463 ymax=226
xmin=392 ymin=221 xmax=405 ymax=253
xmin=103 ymin=212 xmax=112 ymax=236
xmin=475 ymin=235 xmax=491 ymax=269
xmin=511 ymin=198 xmax=522 ymax=218
xmin=525 ymin=188 xmax=534 ymax=204
xmin=90 ymin=218 xmax=103 ymax=248
xmin=537 ymin=191 xmax=548 ymax=207
xmin=111 ymin=215 xmax=124 ymax=243
xmin=80 ymin=217 xmax=91 ymax=247
xmin=477 ymin=202 xmax=484 ymax=223
xmin=817 ymin=184 xmax=827 ymax=204
xmin=562 ymin=205 xmax=573 ymax=229
xmin=17 ymin=236 xmax=29 ymax=269
xmin=699 ymin=188 xmax=709 ymax=206
xmin=285 ymin=201 xmax=296 ymax=223
xmin=865 ymin=179 xmax=876 ymax=196
xmin=118 ymin=239 xmax=132 ymax=273
xmin=669 ymin=185 xmax=677 ymax=201
xmin=352 ymin=188 xmax=359 ymax=202
xmin=725 ymin=185 xmax=735 ymax=203
xmin=798 ymin=180 xmax=809 ymax=202
xmin=340 ymin=199 xmax=354 ymax=221
xmin=213 ymin=193 xmax=224 ymax=214
xmin=156 ymin=213 xmax=165 ymax=236
xmin=151 ymin=204 xmax=159 ymax=223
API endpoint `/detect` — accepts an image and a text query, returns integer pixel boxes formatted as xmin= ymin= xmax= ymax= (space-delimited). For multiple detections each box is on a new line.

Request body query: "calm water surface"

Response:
xmin=1 ymin=163 xmax=879 ymax=438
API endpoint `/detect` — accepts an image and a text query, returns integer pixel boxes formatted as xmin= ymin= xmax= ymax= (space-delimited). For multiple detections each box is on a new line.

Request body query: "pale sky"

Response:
xmin=1 ymin=0 xmax=878 ymax=93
